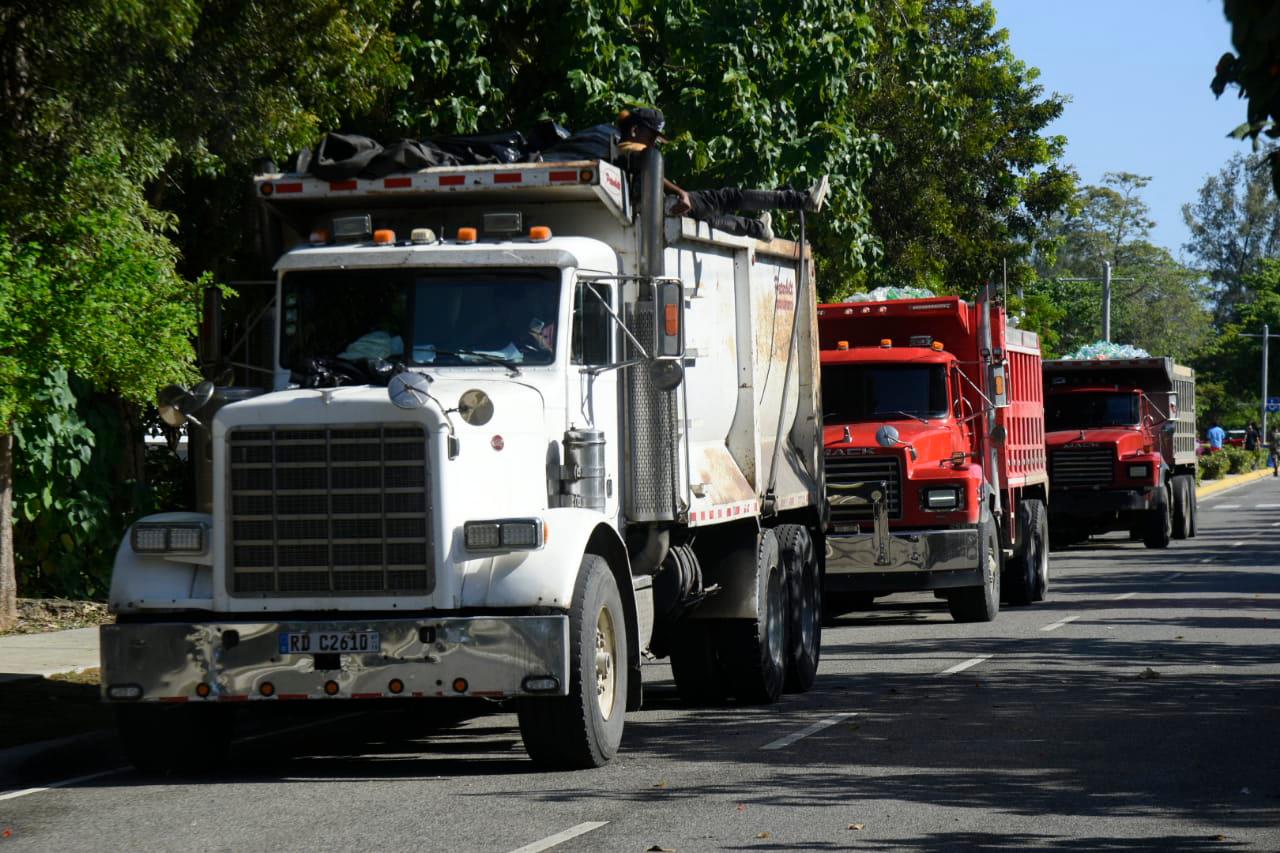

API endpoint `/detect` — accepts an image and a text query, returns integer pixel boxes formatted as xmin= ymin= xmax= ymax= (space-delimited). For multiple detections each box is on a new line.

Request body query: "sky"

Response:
xmin=991 ymin=0 xmax=1244 ymax=260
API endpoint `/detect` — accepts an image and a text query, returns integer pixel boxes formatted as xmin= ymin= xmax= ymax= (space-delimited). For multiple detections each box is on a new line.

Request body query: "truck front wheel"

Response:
xmin=1143 ymin=486 xmax=1173 ymax=549
xmin=1171 ymin=475 xmax=1193 ymax=540
xmin=948 ymin=520 xmax=1001 ymax=622
xmin=518 ymin=554 xmax=627 ymax=768
xmin=116 ymin=704 xmax=236 ymax=775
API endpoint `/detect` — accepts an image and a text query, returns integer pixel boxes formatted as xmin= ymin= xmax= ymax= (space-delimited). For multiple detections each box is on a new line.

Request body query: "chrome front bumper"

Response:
xmin=100 ymin=615 xmax=569 ymax=703
xmin=825 ymin=527 xmax=980 ymax=574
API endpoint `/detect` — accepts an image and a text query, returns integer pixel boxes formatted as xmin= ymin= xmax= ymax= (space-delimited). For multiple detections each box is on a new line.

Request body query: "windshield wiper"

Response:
xmin=422 ymin=349 xmax=521 ymax=376
xmin=881 ymin=410 xmax=930 ymax=424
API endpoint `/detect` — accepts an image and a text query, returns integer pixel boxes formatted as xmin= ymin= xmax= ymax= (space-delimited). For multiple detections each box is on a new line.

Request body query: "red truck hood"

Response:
xmin=824 ymin=420 xmax=958 ymax=463
xmin=1045 ymin=427 xmax=1147 ymax=456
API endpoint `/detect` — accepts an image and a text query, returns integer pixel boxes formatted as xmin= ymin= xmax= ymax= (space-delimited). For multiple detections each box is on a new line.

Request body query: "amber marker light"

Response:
xmin=324 ymin=680 xmax=340 ymax=696
xmin=837 ymin=340 xmax=849 ymax=351
xmin=195 ymin=682 xmax=211 ymax=698
xmin=373 ymin=229 xmax=396 ymax=245
xmin=528 ymin=226 xmax=552 ymax=242
xmin=388 ymin=679 xmax=405 ymax=695
xmin=932 ymin=341 xmax=945 ymax=351
xmin=456 ymin=227 xmax=478 ymax=243
xmin=452 ymin=678 xmax=469 ymax=694
xmin=880 ymin=338 xmax=893 ymax=348
xmin=259 ymin=682 xmax=275 ymax=698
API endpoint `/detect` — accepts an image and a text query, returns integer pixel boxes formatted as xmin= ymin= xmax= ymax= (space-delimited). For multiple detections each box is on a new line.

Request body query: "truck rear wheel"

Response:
xmin=1171 ymin=475 xmax=1193 ymax=540
xmin=1143 ymin=486 xmax=1173 ymax=549
xmin=778 ymin=524 xmax=821 ymax=694
xmin=948 ymin=519 xmax=1001 ymax=623
xmin=116 ymin=704 xmax=236 ymax=775
xmin=518 ymin=554 xmax=627 ymax=769
xmin=722 ymin=529 xmax=788 ymax=704
xmin=1188 ymin=485 xmax=1198 ymax=537
xmin=1006 ymin=500 xmax=1048 ymax=605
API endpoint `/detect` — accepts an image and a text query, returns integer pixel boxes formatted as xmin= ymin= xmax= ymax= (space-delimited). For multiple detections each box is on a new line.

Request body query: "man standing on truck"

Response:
xmin=615 ymin=107 xmax=830 ymax=240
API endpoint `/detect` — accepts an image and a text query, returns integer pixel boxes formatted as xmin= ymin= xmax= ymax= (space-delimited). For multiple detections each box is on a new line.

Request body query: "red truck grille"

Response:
xmin=825 ymin=455 xmax=902 ymax=523
xmin=1050 ymin=446 xmax=1113 ymax=487
xmin=226 ymin=425 xmax=434 ymax=596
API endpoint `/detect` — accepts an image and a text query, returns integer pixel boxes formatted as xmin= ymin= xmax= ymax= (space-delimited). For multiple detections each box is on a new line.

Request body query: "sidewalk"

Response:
xmin=0 ymin=627 xmax=99 ymax=683
xmin=1196 ymin=466 xmax=1274 ymax=498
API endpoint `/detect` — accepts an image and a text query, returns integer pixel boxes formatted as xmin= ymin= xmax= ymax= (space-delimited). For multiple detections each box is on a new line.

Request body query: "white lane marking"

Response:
xmin=761 ymin=712 xmax=857 ymax=750
xmin=0 ymin=769 xmax=123 ymax=802
xmin=1113 ymin=592 xmax=1138 ymax=600
xmin=508 ymin=822 xmax=609 ymax=853
xmin=1271 ymin=522 xmax=1280 ymax=527
xmin=1167 ymin=572 xmax=1183 ymax=580
xmin=1040 ymin=615 xmax=1080 ymax=632
xmin=1200 ymin=558 xmax=1213 ymax=563
xmin=1212 ymin=504 xmax=1241 ymax=509
xmin=936 ymin=656 xmax=990 ymax=676
xmin=1257 ymin=503 xmax=1280 ymax=509
xmin=1232 ymin=541 xmax=1246 ymax=548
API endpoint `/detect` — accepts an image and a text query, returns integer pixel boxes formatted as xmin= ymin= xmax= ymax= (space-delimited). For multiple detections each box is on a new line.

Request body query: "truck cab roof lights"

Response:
xmin=909 ymin=335 xmax=933 ymax=347
xmin=837 ymin=340 xmax=849 ymax=351
xmin=410 ymin=228 xmax=437 ymax=244
xmin=456 ymin=227 xmax=478 ymax=244
xmin=373 ymin=229 xmax=396 ymax=245
xmin=880 ymin=338 xmax=892 ymax=348
xmin=308 ymin=228 xmax=331 ymax=244
xmin=528 ymin=226 xmax=552 ymax=242
xmin=932 ymin=341 xmax=945 ymax=351
xmin=332 ymin=214 xmax=372 ymax=241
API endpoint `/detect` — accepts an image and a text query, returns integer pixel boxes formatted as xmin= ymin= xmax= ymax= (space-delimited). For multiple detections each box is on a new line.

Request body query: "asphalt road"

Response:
xmin=3 ymin=477 xmax=1279 ymax=852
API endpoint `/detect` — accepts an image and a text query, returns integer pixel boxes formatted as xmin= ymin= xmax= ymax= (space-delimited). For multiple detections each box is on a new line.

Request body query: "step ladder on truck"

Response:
xmin=817 ymin=288 xmax=1051 ymax=622
xmin=98 ymin=147 xmax=826 ymax=770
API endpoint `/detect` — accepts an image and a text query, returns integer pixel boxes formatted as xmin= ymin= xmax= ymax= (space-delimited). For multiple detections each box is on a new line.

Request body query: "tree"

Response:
xmin=0 ymin=0 xmax=404 ymax=627
xmin=1030 ymin=173 xmax=1211 ymax=359
xmin=1182 ymin=153 xmax=1280 ymax=322
xmin=1211 ymin=2 xmax=1280 ymax=196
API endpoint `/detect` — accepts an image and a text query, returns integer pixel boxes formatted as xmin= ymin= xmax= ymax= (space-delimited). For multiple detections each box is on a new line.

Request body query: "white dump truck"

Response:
xmin=100 ymin=148 xmax=825 ymax=769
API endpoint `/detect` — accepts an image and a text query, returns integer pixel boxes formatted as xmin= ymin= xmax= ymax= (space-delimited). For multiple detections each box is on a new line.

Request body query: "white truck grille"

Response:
xmin=1050 ymin=446 xmax=1114 ymax=487
xmin=825 ymin=455 xmax=902 ymax=522
xmin=227 ymin=425 xmax=432 ymax=596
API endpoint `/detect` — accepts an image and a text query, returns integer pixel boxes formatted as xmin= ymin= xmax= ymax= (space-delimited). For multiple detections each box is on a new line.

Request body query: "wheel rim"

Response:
xmin=766 ymin=568 xmax=785 ymax=670
xmin=985 ymin=531 xmax=999 ymax=593
xmin=594 ymin=605 xmax=617 ymax=720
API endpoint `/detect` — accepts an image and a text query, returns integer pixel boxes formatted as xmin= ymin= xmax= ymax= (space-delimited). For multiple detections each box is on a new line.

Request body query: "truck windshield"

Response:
xmin=1046 ymin=392 xmax=1139 ymax=430
xmin=280 ymin=268 xmax=561 ymax=369
xmin=821 ymin=364 xmax=949 ymax=423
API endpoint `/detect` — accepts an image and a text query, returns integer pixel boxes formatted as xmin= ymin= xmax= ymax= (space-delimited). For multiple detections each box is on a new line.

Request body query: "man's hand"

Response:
xmin=669 ymin=188 xmax=692 ymax=216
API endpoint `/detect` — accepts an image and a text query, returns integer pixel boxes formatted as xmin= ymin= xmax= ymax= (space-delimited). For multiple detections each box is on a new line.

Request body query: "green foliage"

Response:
xmin=10 ymin=370 xmax=146 ymax=598
xmin=1212 ymin=3 xmax=1280 ymax=196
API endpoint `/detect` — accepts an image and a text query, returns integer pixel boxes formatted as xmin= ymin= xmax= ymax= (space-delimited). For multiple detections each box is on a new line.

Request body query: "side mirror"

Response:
xmin=1163 ymin=420 xmax=1177 ymax=435
xmin=157 ymin=381 xmax=214 ymax=428
xmin=876 ymin=424 xmax=900 ymax=448
xmin=654 ymin=279 xmax=684 ymax=359
xmin=989 ymin=423 xmax=1007 ymax=446
xmin=649 ymin=360 xmax=684 ymax=391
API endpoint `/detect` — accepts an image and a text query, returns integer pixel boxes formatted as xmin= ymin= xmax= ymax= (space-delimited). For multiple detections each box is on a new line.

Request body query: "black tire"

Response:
xmin=669 ymin=621 xmax=727 ymax=706
xmin=722 ymin=529 xmax=788 ymax=704
xmin=518 ymin=554 xmax=627 ymax=768
xmin=1005 ymin=500 xmax=1048 ymax=606
xmin=948 ymin=518 xmax=1001 ymax=623
xmin=1171 ymin=475 xmax=1192 ymax=540
xmin=1182 ymin=481 xmax=1192 ymax=535
xmin=778 ymin=524 xmax=821 ymax=694
xmin=1143 ymin=485 xmax=1173 ymax=549
xmin=116 ymin=704 xmax=236 ymax=775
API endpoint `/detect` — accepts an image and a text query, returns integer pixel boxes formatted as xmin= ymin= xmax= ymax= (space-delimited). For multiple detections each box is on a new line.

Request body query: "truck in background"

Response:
xmin=1043 ymin=357 xmax=1197 ymax=548
xmin=99 ymin=148 xmax=826 ymax=770
xmin=817 ymin=288 xmax=1050 ymax=623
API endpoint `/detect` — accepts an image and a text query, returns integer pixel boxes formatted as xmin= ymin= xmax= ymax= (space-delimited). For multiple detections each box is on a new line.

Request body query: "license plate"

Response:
xmin=278 ymin=631 xmax=381 ymax=654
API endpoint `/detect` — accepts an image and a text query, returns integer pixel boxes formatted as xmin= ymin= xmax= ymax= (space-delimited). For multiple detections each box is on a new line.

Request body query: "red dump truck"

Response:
xmin=1043 ymin=357 xmax=1197 ymax=548
xmin=817 ymin=287 xmax=1050 ymax=622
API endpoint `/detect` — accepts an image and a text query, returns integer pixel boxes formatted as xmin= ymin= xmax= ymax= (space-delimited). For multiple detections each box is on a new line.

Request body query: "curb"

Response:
xmin=1196 ymin=467 xmax=1273 ymax=498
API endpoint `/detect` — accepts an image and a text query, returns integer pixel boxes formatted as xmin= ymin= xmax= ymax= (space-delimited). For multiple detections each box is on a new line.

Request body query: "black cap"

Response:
xmin=618 ymin=107 xmax=668 ymax=142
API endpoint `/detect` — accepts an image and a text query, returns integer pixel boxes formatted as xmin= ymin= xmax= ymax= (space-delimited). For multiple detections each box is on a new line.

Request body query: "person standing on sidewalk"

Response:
xmin=1269 ymin=425 xmax=1280 ymax=476
xmin=1245 ymin=422 xmax=1260 ymax=451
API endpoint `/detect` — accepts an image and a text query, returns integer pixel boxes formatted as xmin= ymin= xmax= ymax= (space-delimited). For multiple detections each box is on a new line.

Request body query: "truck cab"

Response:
xmin=818 ymin=292 xmax=1050 ymax=623
xmin=1043 ymin=358 xmax=1198 ymax=548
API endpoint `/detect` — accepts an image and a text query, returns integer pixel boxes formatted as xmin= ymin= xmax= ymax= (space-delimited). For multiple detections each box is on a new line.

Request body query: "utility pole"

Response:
xmin=1057 ymin=261 xmax=1134 ymax=342
xmin=1241 ymin=324 xmax=1280 ymax=436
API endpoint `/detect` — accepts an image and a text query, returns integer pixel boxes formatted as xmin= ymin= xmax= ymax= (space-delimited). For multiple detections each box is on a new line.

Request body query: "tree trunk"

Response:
xmin=0 ymin=432 xmax=17 ymax=631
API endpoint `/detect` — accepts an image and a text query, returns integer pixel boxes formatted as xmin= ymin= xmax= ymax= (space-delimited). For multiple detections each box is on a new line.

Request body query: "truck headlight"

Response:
xmin=1127 ymin=464 xmax=1151 ymax=479
xmin=131 ymin=523 xmax=207 ymax=554
xmin=922 ymin=488 xmax=961 ymax=511
xmin=464 ymin=518 xmax=544 ymax=551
